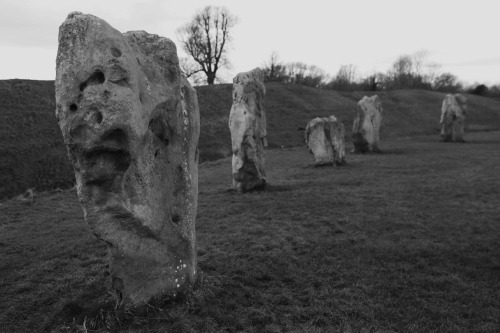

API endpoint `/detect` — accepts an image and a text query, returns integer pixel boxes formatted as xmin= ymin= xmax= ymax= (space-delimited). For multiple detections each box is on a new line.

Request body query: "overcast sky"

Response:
xmin=1 ymin=0 xmax=499 ymax=85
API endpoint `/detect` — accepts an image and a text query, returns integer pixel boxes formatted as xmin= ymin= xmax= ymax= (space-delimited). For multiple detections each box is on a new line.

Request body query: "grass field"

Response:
xmin=2 ymin=79 xmax=500 ymax=199
xmin=1 ymin=131 xmax=499 ymax=332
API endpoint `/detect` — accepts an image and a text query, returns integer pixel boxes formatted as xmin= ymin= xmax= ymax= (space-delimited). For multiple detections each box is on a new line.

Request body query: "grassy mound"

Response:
xmin=1 ymin=80 xmax=500 ymax=199
xmin=0 ymin=80 xmax=74 ymax=200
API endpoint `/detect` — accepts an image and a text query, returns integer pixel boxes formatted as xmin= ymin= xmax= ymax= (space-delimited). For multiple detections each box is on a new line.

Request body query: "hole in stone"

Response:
xmin=95 ymin=72 xmax=105 ymax=83
xmin=69 ymin=104 xmax=78 ymax=112
xmin=80 ymin=71 xmax=105 ymax=92
xmin=148 ymin=115 xmax=170 ymax=147
xmin=110 ymin=47 xmax=122 ymax=57
xmin=95 ymin=112 xmax=103 ymax=124
xmin=83 ymin=150 xmax=131 ymax=191
xmin=154 ymin=148 xmax=159 ymax=158
xmin=172 ymin=214 xmax=181 ymax=224
xmin=102 ymin=128 xmax=128 ymax=147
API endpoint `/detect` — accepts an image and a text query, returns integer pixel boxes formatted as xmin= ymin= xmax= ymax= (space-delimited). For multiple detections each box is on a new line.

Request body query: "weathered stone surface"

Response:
xmin=352 ymin=95 xmax=383 ymax=153
xmin=55 ymin=12 xmax=200 ymax=305
xmin=305 ymin=116 xmax=345 ymax=166
xmin=228 ymin=68 xmax=267 ymax=191
xmin=440 ymin=93 xmax=467 ymax=142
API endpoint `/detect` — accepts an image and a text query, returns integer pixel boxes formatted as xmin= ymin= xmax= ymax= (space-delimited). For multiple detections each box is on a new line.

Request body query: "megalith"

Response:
xmin=440 ymin=94 xmax=467 ymax=142
xmin=55 ymin=12 xmax=200 ymax=306
xmin=352 ymin=95 xmax=383 ymax=153
xmin=305 ymin=116 xmax=346 ymax=166
xmin=228 ymin=68 xmax=267 ymax=192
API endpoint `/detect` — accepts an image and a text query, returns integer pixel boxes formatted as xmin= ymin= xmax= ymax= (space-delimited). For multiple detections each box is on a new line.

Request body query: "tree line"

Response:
xmin=262 ymin=50 xmax=500 ymax=97
xmin=177 ymin=6 xmax=499 ymax=97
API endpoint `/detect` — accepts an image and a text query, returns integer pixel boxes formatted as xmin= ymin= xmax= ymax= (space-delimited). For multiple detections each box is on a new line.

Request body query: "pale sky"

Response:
xmin=1 ymin=0 xmax=499 ymax=86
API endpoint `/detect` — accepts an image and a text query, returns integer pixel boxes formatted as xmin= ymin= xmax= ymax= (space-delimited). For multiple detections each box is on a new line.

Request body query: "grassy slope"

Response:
xmin=1 ymin=131 xmax=499 ymax=332
xmin=2 ymin=80 xmax=500 ymax=199
xmin=0 ymin=80 xmax=74 ymax=199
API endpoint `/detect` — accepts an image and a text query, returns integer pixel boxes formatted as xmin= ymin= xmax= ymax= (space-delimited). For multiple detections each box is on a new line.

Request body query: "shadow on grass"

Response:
xmin=461 ymin=139 xmax=500 ymax=144
xmin=224 ymin=183 xmax=294 ymax=194
xmin=301 ymin=162 xmax=352 ymax=169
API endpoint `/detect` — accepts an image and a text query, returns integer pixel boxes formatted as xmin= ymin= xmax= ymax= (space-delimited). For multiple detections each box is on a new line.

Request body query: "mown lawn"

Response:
xmin=1 ymin=131 xmax=499 ymax=332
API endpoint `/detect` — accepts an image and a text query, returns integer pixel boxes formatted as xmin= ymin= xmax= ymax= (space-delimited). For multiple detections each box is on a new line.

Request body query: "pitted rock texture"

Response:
xmin=352 ymin=95 xmax=383 ymax=153
xmin=55 ymin=12 xmax=200 ymax=306
xmin=440 ymin=94 xmax=467 ymax=142
xmin=228 ymin=68 xmax=267 ymax=192
xmin=305 ymin=116 xmax=345 ymax=166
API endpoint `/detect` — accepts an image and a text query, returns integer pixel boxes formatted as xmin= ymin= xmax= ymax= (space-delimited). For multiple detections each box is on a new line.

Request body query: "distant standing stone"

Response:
xmin=305 ymin=116 xmax=345 ymax=166
xmin=228 ymin=68 xmax=267 ymax=191
xmin=55 ymin=12 xmax=200 ymax=306
xmin=352 ymin=95 xmax=383 ymax=153
xmin=440 ymin=94 xmax=467 ymax=142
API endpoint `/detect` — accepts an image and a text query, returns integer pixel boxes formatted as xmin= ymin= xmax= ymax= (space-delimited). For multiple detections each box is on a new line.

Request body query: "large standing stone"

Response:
xmin=440 ymin=93 xmax=467 ymax=142
xmin=352 ymin=95 xmax=383 ymax=153
xmin=305 ymin=116 xmax=345 ymax=166
xmin=55 ymin=12 xmax=200 ymax=306
xmin=228 ymin=68 xmax=267 ymax=191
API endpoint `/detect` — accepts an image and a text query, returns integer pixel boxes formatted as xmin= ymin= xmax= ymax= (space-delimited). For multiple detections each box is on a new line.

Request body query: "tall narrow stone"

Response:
xmin=228 ymin=68 xmax=267 ymax=191
xmin=305 ymin=116 xmax=346 ymax=166
xmin=55 ymin=12 xmax=200 ymax=306
xmin=352 ymin=95 xmax=383 ymax=153
xmin=440 ymin=93 xmax=467 ymax=142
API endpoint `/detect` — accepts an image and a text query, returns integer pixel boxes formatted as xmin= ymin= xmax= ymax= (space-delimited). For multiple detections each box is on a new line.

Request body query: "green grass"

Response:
xmin=2 ymin=80 xmax=500 ymax=199
xmin=1 ymin=131 xmax=499 ymax=332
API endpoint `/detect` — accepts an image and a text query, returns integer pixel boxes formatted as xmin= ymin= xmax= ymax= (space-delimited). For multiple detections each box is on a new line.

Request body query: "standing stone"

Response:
xmin=305 ymin=116 xmax=345 ymax=166
xmin=55 ymin=12 xmax=200 ymax=306
xmin=352 ymin=95 xmax=383 ymax=153
xmin=228 ymin=68 xmax=267 ymax=191
xmin=440 ymin=93 xmax=467 ymax=142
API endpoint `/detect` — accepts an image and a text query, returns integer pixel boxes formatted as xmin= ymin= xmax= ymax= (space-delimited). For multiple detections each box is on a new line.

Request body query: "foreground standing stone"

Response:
xmin=352 ymin=95 xmax=383 ymax=153
xmin=440 ymin=94 xmax=467 ymax=142
xmin=55 ymin=12 xmax=200 ymax=305
xmin=228 ymin=68 xmax=267 ymax=191
xmin=305 ymin=116 xmax=346 ymax=166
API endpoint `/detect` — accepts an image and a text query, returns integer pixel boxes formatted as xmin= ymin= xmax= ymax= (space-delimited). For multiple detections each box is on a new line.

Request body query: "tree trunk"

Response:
xmin=207 ymin=72 xmax=216 ymax=85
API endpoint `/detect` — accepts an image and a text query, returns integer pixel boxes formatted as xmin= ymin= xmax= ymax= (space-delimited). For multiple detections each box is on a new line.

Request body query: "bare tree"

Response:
xmin=412 ymin=50 xmax=442 ymax=87
xmin=433 ymin=72 xmax=462 ymax=92
xmin=388 ymin=55 xmax=419 ymax=89
xmin=361 ymin=72 xmax=385 ymax=91
xmin=262 ymin=51 xmax=289 ymax=82
xmin=299 ymin=65 xmax=328 ymax=87
xmin=267 ymin=51 xmax=280 ymax=81
xmin=412 ymin=49 xmax=429 ymax=78
xmin=179 ymin=57 xmax=201 ymax=78
xmin=391 ymin=55 xmax=413 ymax=77
xmin=286 ymin=62 xmax=308 ymax=82
xmin=338 ymin=64 xmax=357 ymax=85
xmin=424 ymin=62 xmax=442 ymax=85
xmin=328 ymin=64 xmax=357 ymax=91
xmin=177 ymin=6 xmax=238 ymax=85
